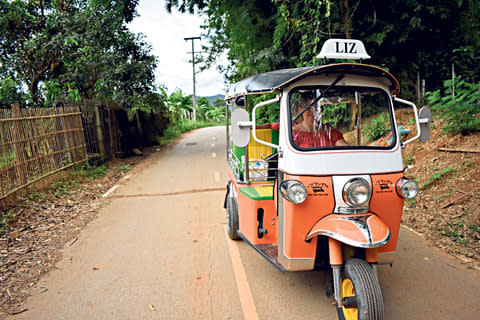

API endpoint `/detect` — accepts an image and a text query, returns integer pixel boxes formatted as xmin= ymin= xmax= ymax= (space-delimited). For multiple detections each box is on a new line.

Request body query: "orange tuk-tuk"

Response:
xmin=224 ymin=39 xmax=431 ymax=320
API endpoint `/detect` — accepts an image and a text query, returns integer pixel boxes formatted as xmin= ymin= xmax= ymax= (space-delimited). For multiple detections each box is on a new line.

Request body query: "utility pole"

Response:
xmin=184 ymin=36 xmax=201 ymax=121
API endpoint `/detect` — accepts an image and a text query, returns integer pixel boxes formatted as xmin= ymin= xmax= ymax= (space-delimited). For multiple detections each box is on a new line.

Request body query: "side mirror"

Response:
xmin=235 ymin=96 xmax=246 ymax=107
xmin=418 ymin=106 xmax=432 ymax=142
xmin=231 ymin=108 xmax=251 ymax=147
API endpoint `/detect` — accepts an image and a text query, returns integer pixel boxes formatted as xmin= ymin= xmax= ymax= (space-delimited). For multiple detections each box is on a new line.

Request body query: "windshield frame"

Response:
xmin=286 ymin=85 xmax=397 ymax=152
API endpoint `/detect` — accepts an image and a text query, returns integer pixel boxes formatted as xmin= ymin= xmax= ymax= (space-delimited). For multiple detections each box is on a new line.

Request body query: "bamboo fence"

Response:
xmin=0 ymin=105 xmax=87 ymax=203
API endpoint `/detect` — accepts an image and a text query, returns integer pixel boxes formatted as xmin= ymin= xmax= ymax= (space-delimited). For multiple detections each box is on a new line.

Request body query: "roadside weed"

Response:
xmin=420 ymin=167 xmax=455 ymax=189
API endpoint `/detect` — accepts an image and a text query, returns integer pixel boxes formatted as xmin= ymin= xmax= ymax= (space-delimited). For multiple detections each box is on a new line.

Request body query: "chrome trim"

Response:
xmin=343 ymin=178 xmax=372 ymax=206
xmin=280 ymin=180 xmax=307 ymax=204
xmin=306 ymin=215 xmax=391 ymax=248
xmin=333 ymin=175 xmax=372 ymax=214
xmin=332 ymin=266 xmax=343 ymax=307
xmin=314 ymin=230 xmax=390 ymax=248
xmin=337 ymin=207 xmax=369 ymax=214
xmin=396 ymin=177 xmax=418 ymax=199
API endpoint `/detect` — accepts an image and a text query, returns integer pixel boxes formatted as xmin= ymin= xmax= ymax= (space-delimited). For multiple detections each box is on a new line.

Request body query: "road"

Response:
xmin=10 ymin=126 xmax=480 ymax=320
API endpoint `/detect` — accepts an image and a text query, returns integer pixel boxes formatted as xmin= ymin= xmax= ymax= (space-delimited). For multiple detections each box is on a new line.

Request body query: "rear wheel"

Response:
xmin=338 ymin=258 xmax=383 ymax=320
xmin=226 ymin=186 xmax=240 ymax=240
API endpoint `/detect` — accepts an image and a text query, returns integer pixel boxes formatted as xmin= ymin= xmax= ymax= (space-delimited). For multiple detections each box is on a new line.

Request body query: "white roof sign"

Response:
xmin=317 ymin=39 xmax=371 ymax=60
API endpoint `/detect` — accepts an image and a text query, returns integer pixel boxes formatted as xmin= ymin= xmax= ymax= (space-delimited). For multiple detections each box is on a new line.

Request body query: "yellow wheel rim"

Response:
xmin=341 ymin=278 xmax=358 ymax=320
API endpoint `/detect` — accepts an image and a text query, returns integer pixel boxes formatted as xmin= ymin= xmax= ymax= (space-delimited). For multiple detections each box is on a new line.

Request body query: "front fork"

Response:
xmin=329 ymin=238 xmax=379 ymax=308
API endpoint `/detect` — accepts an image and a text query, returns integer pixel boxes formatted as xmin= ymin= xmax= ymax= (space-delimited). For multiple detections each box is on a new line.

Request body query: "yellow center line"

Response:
xmin=224 ymin=226 xmax=260 ymax=320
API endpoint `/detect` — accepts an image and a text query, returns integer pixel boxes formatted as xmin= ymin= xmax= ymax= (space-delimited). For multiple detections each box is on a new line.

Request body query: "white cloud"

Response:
xmin=128 ymin=0 xmax=226 ymax=97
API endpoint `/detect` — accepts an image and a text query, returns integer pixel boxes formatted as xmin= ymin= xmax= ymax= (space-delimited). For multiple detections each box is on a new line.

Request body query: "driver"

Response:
xmin=290 ymin=93 xmax=348 ymax=148
xmin=260 ymin=92 xmax=348 ymax=148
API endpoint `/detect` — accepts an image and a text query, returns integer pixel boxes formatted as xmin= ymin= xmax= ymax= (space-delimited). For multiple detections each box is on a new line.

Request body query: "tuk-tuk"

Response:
xmin=224 ymin=39 xmax=431 ymax=320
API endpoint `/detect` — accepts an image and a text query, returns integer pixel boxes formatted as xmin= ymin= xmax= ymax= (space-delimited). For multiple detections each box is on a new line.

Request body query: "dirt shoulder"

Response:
xmin=402 ymin=127 xmax=480 ymax=270
xmin=0 ymin=147 xmax=161 ymax=318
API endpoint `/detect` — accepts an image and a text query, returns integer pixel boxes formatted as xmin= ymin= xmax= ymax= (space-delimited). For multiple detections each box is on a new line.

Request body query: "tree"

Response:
xmin=0 ymin=0 xmax=158 ymax=109
xmin=166 ymin=0 xmax=480 ymax=97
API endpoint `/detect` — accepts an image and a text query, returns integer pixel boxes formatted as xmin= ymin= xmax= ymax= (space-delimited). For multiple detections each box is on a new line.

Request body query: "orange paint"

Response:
xmin=283 ymin=174 xmax=334 ymax=259
xmin=370 ymin=173 xmax=405 ymax=254
xmin=237 ymin=189 xmax=277 ymax=245
xmin=365 ymin=248 xmax=379 ymax=263
xmin=329 ymin=238 xmax=343 ymax=265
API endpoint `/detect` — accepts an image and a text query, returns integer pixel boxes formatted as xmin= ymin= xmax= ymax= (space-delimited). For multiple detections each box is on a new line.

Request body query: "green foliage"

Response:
xmin=160 ymin=88 xmax=224 ymax=127
xmin=420 ymin=167 xmax=455 ymax=189
xmin=160 ymin=87 xmax=193 ymax=123
xmin=0 ymin=77 xmax=26 ymax=107
xmin=160 ymin=119 xmax=218 ymax=145
xmin=48 ymin=180 xmax=79 ymax=197
xmin=320 ymin=103 xmax=349 ymax=128
xmin=426 ymin=78 xmax=480 ymax=135
xmin=0 ymin=209 xmax=16 ymax=231
xmin=213 ymin=97 xmax=225 ymax=108
xmin=167 ymin=1 xmax=480 ymax=100
xmin=72 ymin=163 xmax=107 ymax=179
xmin=251 ymin=93 xmax=280 ymax=124
xmin=197 ymin=96 xmax=224 ymax=123
xmin=0 ymin=0 xmax=157 ymax=109
xmin=87 ymin=165 xmax=107 ymax=179
xmin=441 ymin=219 xmax=480 ymax=247
xmin=363 ymin=112 xmax=390 ymax=141
xmin=27 ymin=191 xmax=47 ymax=203
xmin=404 ymin=153 xmax=414 ymax=166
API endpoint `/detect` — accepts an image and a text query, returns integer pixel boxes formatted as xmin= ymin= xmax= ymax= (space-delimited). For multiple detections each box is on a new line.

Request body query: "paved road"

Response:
xmin=11 ymin=126 xmax=480 ymax=320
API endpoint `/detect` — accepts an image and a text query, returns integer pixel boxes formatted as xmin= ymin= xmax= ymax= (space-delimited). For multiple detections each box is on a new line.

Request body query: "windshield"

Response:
xmin=288 ymin=86 xmax=395 ymax=150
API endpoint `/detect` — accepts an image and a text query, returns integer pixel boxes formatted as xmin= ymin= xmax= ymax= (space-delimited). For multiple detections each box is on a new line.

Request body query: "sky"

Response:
xmin=128 ymin=0 xmax=226 ymax=97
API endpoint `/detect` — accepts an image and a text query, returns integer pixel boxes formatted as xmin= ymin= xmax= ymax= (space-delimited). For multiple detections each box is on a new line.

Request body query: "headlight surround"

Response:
xmin=343 ymin=178 xmax=371 ymax=207
xmin=280 ymin=180 xmax=307 ymax=204
xmin=396 ymin=178 xmax=418 ymax=199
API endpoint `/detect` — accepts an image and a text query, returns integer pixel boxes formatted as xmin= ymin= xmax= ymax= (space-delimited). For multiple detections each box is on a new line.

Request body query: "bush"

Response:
xmin=160 ymin=120 xmax=218 ymax=145
xmin=364 ymin=112 xmax=390 ymax=141
xmin=426 ymin=78 xmax=480 ymax=135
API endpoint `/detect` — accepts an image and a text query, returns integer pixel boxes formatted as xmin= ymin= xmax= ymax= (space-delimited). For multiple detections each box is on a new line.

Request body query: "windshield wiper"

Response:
xmin=292 ymin=74 xmax=345 ymax=122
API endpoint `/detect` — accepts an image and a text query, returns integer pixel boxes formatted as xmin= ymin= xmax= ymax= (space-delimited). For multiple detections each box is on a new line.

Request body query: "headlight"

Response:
xmin=343 ymin=178 xmax=371 ymax=207
xmin=280 ymin=180 xmax=307 ymax=204
xmin=397 ymin=178 xmax=418 ymax=199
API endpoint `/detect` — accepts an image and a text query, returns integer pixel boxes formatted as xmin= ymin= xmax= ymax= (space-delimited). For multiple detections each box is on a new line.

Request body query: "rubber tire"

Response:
xmin=338 ymin=258 xmax=384 ymax=320
xmin=226 ymin=188 xmax=240 ymax=240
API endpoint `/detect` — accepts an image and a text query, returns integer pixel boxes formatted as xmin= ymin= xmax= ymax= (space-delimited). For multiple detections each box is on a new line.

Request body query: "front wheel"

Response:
xmin=338 ymin=258 xmax=384 ymax=320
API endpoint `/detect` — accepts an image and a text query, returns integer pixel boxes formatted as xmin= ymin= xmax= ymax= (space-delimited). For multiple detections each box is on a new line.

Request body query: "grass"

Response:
xmin=72 ymin=163 xmax=107 ymax=179
xmin=159 ymin=120 xmax=221 ymax=145
xmin=420 ymin=167 xmax=455 ymax=189
xmin=404 ymin=153 xmax=414 ymax=166
xmin=440 ymin=220 xmax=480 ymax=247
xmin=0 ymin=209 xmax=16 ymax=230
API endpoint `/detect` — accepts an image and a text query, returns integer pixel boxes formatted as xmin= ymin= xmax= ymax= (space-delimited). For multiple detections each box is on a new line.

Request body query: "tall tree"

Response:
xmin=0 ymin=0 xmax=157 ymax=109
xmin=166 ymin=0 xmax=480 ymax=96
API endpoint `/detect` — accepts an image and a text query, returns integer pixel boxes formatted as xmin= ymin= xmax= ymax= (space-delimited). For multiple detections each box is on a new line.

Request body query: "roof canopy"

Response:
xmin=226 ymin=63 xmax=400 ymax=99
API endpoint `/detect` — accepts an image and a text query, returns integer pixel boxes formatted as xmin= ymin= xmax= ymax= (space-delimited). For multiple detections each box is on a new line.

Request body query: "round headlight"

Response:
xmin=280 ymin=180 xmax=307 ymax=204
xmin=343 ymin=178 xmax=371 ymax=207
xmin=397 ymin=178 xmax=418 ymax=199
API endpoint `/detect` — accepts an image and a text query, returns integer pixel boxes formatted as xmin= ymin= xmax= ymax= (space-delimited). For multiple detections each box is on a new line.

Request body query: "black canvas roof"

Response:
xmin=226 ymin=63 xmax=400 ymax=99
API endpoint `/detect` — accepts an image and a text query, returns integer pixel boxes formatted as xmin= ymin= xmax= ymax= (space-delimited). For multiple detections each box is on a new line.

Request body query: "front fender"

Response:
xmin=305 ymin=214 xmax=390 ymax=248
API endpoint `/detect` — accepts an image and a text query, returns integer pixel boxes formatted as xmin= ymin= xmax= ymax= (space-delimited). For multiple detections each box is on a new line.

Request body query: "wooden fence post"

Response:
xmin=94 ymin=105 xmax=105 ymax=157
xmin=11 ymin=104 xmax=27 ymax=186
